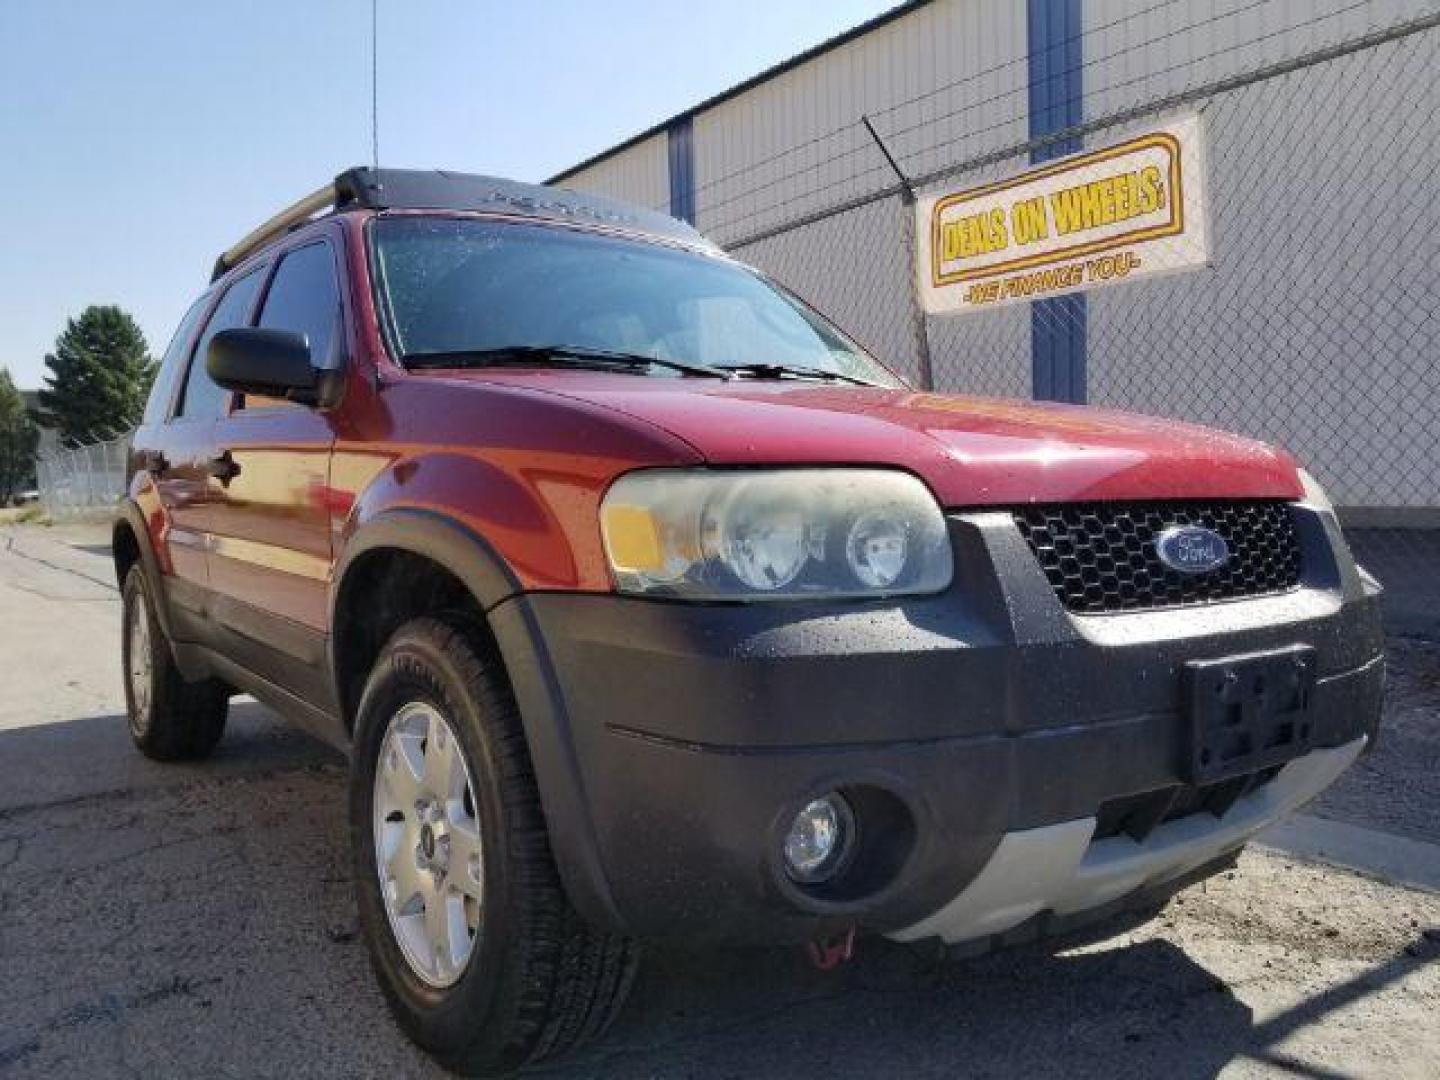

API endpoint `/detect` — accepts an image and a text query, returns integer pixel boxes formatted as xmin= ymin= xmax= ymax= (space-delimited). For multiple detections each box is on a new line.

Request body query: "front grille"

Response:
xmin=1013 ymin=500 xmax=1302 ymax=614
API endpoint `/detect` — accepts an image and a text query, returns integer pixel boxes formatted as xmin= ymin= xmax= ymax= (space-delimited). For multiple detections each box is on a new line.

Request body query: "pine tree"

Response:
xmin=0 ymin=368 xmax=39 ymax=502
xmin=36 ymin=305 xmax=156 ymax=444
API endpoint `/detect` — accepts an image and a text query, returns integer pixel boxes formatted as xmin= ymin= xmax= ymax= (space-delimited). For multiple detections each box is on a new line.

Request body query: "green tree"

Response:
xmin=36 ymin=305 xmax=155 ymax=444
xmin=0 ymin=369 xmax=39 ymax=503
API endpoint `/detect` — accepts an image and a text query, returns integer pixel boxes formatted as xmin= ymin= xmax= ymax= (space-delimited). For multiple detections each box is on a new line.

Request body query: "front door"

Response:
xmin=204 ymin=240 xmax=343 ymax=718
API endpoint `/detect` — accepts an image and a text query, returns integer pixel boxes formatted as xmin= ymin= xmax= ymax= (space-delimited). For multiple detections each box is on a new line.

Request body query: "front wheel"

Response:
xmin=350 ymin=615 xmax=638 ymax=1076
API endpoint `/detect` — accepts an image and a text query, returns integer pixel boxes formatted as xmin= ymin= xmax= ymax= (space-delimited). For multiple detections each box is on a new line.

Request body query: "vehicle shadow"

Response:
xmin=566 ymin=932 xmax=1433 ymax=1079
xmin=68 ymin=543 xmax=119 ymax=560
xmin=0 ymin=708 xmax=1429 ymax=1078
xmin=563 ymin=936 xmax=1253 ymax=1078
xmin=0 ymin=700 xmax=339 ymax=815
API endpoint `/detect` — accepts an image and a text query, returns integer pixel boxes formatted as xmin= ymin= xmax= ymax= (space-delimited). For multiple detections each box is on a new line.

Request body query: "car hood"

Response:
xmin=443 ymin=371 xmax=1303 ymax=506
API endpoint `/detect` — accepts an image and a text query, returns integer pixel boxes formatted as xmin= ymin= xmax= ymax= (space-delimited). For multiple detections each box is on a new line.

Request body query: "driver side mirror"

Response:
xmin=208 ymin=328 xmax=329 ymax=406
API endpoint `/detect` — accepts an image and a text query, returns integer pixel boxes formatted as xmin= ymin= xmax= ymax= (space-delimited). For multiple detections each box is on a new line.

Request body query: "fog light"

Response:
xmin=783 ymin=794 xmax=854 ymax=883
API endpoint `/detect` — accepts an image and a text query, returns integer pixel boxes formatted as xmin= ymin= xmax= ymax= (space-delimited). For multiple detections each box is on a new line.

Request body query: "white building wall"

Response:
xmin=553 ymin=0 xmax=1033 ymax=390
xmin=694 ymin=0 xmax=1028 ymax=246
xmin=736 ymin=197 xmax=926 ymax=384
xmin=557 ymin=132 xmax=669 ymax=213
xmin=706 ymin=0 xmax=1030 ymax=384
xmin=1082 ymin=0 xmax=1436 ymax=122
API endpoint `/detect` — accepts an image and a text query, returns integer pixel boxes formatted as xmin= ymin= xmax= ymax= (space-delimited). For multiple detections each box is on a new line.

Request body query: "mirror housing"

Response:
xmin=207 ymin=328 xmax=328 ymax=406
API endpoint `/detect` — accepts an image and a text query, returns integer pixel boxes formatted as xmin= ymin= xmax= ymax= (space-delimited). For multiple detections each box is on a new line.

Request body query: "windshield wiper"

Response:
xmin=719 ymin=362 xmax=882 ymax=387
xmin=402 ymin=344 xmax=731 ymax=380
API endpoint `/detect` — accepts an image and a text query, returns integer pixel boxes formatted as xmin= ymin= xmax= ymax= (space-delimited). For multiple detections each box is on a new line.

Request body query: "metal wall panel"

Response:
xmin=737 ymin=196 xmax=926 ymax=384
xmin=693 ymin=0 xmax=1030 ymax=246
xmin=702 ymin=0 xmax=1032 ymax=384
xmin=1084 ymin=20 xmax=1440 ymax=507
xmin=551 ymin=0 xmax=1033 ymax=388
xmin=556 ymin=131 xmax=669 ymax=213
xmin=1081 ymin=0 xmax=1436 ymax=122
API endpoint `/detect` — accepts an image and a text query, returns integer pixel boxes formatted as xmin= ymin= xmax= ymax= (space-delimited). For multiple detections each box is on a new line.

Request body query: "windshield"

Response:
xmin=371 ymin=215 xmax=901 ymax=386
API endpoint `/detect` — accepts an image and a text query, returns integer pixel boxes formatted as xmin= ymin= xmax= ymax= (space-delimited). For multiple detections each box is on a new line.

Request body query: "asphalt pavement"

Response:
xmin=1 ymin=523 xmax=1436 ymax=1079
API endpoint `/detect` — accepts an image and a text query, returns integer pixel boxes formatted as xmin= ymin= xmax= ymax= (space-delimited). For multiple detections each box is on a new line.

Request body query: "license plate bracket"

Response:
xmin=1184 ymin=645 xmax=1317 ymax=784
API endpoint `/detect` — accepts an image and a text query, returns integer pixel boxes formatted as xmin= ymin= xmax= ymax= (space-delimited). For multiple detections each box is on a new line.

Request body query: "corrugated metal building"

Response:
xmin=552 ymin=0 xmax=1439 ymax=514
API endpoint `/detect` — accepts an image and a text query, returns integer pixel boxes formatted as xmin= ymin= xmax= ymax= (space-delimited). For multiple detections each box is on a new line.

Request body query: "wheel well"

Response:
xmin=332 ymin=548 xmax=498 ymax=731
xmin=113 ymin=520 xmax=141 ymax=588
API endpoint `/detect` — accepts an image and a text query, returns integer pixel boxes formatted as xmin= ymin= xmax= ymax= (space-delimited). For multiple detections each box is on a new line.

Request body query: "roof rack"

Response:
xmin=211 ymin=182 xmax=339 ymax=281
xmin=211 ymin=167 xmax=709 ymax=282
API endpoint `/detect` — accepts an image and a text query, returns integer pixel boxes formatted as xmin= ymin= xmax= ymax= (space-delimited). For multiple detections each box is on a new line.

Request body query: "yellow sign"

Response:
xmin=916 ymin=115 xmax=1208 ymax=314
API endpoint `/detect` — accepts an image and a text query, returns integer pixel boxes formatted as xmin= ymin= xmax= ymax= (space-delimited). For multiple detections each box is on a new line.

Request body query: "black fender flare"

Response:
xmin=113 ymin=501 xmax=176 ymax=641
xmin=328 ymin=508 xmax=521 ymax=726
xmin=329 ymin=508 xmax=627 ymax=932
xmin=330 ymin=508 xmax=522 ymax=620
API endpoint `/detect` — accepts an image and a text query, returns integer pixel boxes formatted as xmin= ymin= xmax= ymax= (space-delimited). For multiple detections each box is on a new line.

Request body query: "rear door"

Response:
xmin=149 ymin=269 xmax=266 ymax=631
xmin=128 ymin=294 xmax=209 ymax=632
xmin=204 ymin=240 xmax=342 ymax=712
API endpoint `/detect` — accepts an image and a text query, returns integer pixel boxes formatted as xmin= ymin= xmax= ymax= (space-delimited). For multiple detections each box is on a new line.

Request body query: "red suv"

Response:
xmin=117 ymin=168 xmax=1384 ymax=1075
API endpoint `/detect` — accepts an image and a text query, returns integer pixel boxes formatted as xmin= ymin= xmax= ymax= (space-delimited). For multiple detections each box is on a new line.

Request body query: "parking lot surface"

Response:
xmin=1 ymin=524 xmax=1437 ymax=1078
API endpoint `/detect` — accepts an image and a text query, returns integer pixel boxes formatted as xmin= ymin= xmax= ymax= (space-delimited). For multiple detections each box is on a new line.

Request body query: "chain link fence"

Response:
xmin=35 ymin=433 xmax=131 ymax=521
xmin=697 ymin=2 xmax=1439 ymax=631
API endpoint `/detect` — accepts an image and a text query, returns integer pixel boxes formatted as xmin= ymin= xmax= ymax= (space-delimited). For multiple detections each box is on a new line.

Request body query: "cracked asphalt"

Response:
xmin=1 ymin=523 xmax=1437 ymax=1078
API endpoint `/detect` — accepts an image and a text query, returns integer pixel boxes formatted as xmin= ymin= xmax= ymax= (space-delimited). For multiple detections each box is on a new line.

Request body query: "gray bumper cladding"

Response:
xmin=888 ymin=736 xmax=1366 ymax=945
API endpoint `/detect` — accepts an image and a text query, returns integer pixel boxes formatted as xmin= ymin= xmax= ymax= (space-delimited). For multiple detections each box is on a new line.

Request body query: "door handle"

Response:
xmin=207 ymin=450 xmax=242 ymax=485
xmin=139 ymin=449 xmax=169 ymax=475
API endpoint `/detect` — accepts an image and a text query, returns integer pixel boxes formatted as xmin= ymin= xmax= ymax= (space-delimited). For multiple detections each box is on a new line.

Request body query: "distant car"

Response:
xmin=13 ymin=490 xmax=39 ymax=505
xmin=114 ymin=167 xmax=1384 ymax=1076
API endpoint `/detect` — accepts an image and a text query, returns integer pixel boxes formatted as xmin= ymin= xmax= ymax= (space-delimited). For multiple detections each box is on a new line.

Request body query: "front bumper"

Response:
xmin=889 ymin=736 xmax=1365 ymax=945
xmin=491 ymin=503 xmax=1384 ymax=945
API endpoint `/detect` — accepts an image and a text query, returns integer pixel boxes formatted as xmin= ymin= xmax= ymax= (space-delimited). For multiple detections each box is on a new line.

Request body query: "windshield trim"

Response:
xmin=363 ymin=211 xmax=905 ymax=387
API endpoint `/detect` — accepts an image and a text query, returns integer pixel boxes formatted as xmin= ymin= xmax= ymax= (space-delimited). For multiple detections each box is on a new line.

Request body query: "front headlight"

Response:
xmin=600 ymin=468 xmax=952 ymax=600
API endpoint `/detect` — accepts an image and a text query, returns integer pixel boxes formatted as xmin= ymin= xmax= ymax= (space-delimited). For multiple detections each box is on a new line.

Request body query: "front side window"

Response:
xmin=239 ymin=243 xmax=342 ymax=409
xmin=371 ymin=216 xmax=899 ymax=386
xmin=259 ymin=242 xmax=341 ymax=365
xmin=177 ymin=269 xmax=263 ymax=420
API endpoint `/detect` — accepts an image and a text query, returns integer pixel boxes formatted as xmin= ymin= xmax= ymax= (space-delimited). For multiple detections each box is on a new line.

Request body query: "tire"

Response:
xmin=350 ymin=615 xmax=638 ymax=1076
xmin=120 ymin=564 xmax=229 ymax=761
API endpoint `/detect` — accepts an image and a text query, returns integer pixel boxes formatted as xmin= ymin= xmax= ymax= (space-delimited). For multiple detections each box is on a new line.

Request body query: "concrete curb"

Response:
xmin=1257 ymin=813 xmax=1440 ymax=893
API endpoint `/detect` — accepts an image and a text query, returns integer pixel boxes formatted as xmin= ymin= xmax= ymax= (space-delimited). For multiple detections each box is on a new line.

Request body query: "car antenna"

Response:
xmin=370 ymin=0 xmax=380 ymax=170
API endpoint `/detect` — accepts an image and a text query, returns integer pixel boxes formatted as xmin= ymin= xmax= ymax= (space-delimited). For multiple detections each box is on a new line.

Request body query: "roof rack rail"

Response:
xmin=211 ymin=166 xmax=710 ymax=281
xmin=211 ymin=180 xmax=339 ymax=282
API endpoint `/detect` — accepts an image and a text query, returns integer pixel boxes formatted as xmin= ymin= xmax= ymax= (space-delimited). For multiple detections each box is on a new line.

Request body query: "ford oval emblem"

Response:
xmin=1155 ymin=525 xmax=1230 ymax=575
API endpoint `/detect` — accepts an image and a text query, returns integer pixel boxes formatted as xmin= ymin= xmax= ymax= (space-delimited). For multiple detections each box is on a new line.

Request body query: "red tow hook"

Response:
xmin=806 ymin=926 xmax=857 ymax=970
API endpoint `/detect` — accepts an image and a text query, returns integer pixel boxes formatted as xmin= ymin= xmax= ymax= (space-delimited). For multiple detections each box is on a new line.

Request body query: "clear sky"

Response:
xmin=0 ymin=0 xmax=894 ymax=390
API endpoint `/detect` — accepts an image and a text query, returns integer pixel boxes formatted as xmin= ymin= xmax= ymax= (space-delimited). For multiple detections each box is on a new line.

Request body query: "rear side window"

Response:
xmin=142 ymin=295 xmax=209 ymax=426
xmin=259 ymin=243 xmax=341 ymax=366
xmin=177 ymin=269 xmax=263 ymax=420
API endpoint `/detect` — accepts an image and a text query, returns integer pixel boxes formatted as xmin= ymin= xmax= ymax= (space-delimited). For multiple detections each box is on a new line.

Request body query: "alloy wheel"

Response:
xmin=126 ymin=593 xmax=152 ymax=734
xmin=373 ymin=701 xmax=485 ymax=987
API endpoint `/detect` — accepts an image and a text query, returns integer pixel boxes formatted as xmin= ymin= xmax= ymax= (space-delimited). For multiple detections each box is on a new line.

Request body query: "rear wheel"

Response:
xmin=121 ymin=565 xmax=228 ymax=761
xmin=350 ymin=615 xmax=638 ymax=1076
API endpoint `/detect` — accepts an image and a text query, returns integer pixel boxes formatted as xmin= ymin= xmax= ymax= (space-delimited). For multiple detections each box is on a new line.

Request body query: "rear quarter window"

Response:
xmin=141 ymin=295 xmax=209 ymax=426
